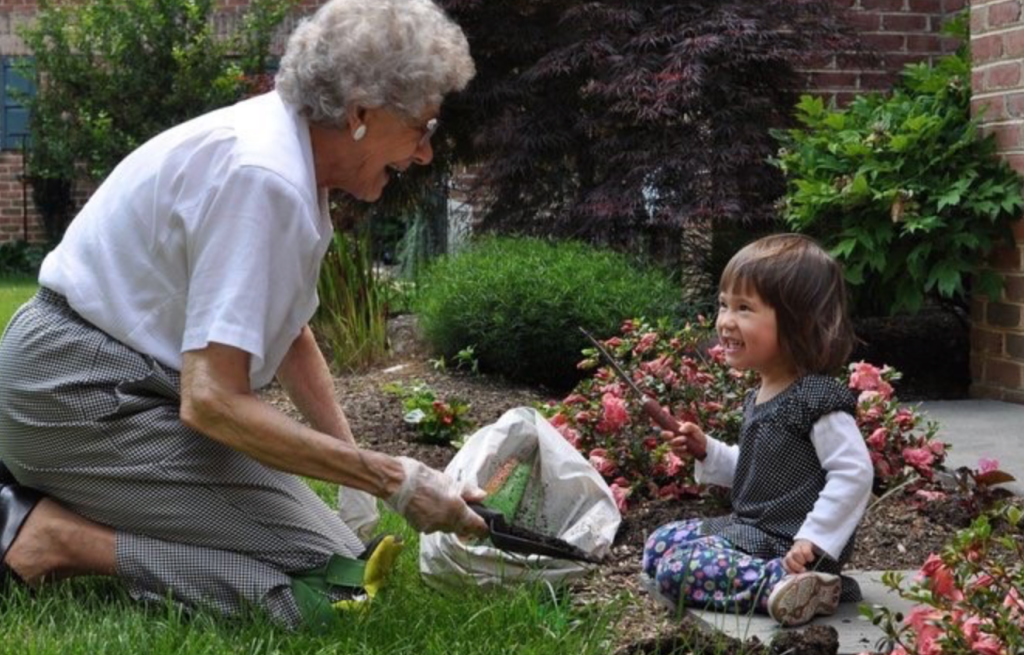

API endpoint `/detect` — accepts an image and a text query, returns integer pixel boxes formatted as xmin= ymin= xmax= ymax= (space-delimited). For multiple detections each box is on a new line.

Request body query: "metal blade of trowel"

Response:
xmin=468 ymin=503 xmax=601 ymax=564
xmin=578 ymin=327 xmax=682 ymax=433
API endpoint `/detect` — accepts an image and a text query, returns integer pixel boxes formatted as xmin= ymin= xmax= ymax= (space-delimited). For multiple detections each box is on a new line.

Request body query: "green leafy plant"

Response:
xmin=430 ymin=346 xmax=480 ymax=375
xmin=773 ymin=15 xmax=1024 ymax=315
xmin=382 ymin=381 xmax=474 ymax=446
xmin=17 ymin=0 xmax=294 ymax=194
xmin=313 ymin=230 xmax=389 ymax=373
xmin=416 ymin=237 xmax=681 ymax=389
xmin=864 ymin=503 xmax=1024 ymax=655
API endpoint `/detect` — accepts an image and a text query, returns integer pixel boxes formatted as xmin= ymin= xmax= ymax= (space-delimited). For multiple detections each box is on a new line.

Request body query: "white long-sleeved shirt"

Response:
xmin=695 ymin=411 xmax=873 ymax=561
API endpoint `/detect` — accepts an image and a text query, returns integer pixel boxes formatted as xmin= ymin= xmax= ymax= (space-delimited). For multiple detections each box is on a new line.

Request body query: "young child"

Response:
xmin=640 ymin=233 xmax=874 ymax=627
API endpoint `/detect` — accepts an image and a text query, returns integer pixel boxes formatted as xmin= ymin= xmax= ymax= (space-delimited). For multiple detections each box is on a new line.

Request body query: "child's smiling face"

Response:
xmin=716 ymin=283 xmax=786 ymax=377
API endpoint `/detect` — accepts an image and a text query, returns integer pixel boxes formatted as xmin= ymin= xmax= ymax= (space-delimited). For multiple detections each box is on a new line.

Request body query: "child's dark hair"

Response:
xmin=720 ymin=233 xmax=854 ymax=375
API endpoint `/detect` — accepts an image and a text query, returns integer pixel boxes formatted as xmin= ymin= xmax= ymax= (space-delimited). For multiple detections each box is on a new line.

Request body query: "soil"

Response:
xmin=257 ymin=336 xmax=1003 ymax=654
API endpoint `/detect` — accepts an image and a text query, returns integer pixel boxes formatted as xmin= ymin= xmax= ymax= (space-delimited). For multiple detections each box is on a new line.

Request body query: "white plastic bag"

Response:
xmin=419 ymin=407 xmax=620 ymax=591
xmin=337 ymin=486 xmax=380 ymax=542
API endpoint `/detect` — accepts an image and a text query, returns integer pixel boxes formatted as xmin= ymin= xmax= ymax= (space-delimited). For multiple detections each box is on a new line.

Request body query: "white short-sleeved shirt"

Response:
xmin=39 ymin=91 xmax=333 ymax=389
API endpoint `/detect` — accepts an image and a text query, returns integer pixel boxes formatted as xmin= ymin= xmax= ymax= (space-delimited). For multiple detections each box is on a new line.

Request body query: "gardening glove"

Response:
xmin=385 ymin=456 xmax=489 ymax=537
xmin=337 ymin=486 xmax=380 ymax=542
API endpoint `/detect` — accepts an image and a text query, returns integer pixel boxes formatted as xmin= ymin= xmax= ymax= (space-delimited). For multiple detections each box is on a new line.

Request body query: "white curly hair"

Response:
xmin=275 ymin=0 xmax=475 ymax=125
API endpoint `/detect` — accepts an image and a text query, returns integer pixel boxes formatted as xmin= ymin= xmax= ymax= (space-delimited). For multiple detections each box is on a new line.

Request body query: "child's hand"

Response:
xmin=783 ymin=539 xmax=818 ymax=574
xmin=661 ymin=422 xmax=708 ymax=461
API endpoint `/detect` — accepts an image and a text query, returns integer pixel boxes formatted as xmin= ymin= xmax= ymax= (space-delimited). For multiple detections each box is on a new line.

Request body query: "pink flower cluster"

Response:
xmin=846 ymin=361 xmax=948 ymax=493
xmin=861 ymin=504 xmax=1024 ymax=655
xmin=551 ymin=323 xmax=957 ymax=515
xmin=548 ymin=317 xmax=755 ymax=511
xmin=882 ymin=551 xmax=1024 ymax=655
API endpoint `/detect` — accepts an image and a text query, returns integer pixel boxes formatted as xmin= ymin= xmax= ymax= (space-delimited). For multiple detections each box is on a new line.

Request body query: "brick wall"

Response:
xmin=804 ymin=0 xmax=964 ymax=106
xmin=969 ymin=0 xmax=1024 ymax=404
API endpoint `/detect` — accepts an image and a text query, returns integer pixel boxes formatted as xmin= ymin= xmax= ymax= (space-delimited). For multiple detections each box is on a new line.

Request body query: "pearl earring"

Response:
xmin=353 ymin=125 xmax=367 ymax=141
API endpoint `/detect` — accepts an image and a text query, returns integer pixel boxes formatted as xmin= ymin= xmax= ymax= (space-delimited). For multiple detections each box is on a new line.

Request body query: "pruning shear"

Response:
xmin=578 ymin=327 xmax=683 ymax=433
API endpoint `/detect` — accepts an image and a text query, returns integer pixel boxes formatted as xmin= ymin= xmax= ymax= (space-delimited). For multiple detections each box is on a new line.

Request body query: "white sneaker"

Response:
xmin=767 ymin=571 xmax=841 ymax=627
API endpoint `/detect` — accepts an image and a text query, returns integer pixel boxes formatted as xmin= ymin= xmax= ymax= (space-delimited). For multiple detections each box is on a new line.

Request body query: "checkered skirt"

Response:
xmin=0 ymin=288 xmax=364 ymax=628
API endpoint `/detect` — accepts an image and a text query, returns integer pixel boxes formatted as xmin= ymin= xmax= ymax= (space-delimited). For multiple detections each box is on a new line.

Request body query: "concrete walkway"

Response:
xmin=919 ymin=400 xmax=1024 ymax=495
xmin=691 ymin=570 xmax=917 ymax=654
xmin=689 ymin=399 xmax=1024 ymax=654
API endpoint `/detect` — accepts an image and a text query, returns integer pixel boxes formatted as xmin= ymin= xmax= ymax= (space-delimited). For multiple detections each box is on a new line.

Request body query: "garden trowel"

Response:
xmin=468 ymin=503 xmax=602 ymax=564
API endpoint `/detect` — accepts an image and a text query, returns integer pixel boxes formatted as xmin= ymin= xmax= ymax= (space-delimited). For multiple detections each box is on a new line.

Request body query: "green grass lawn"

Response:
xmin=0 ymin=475 xmax=627 ymax=655
xmin=0 ymin=275 xmax=38 ymax=331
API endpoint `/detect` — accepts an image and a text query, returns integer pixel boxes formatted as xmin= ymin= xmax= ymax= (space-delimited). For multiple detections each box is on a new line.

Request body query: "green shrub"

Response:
xmin=415 ymin=237 xmax=680 ymax=389
xmin=17 ymin=0 xmax=294 ymax=181
xmin=773 ymin=16 xmax=1024 ymax=315
xmin=0 ymin=241 xmax=48 ymax=277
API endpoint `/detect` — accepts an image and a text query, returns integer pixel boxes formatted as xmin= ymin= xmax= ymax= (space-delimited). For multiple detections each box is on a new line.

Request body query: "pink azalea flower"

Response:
xmin=609 ymin=481 xmax=630 ymax=512
xmin=905 ymin=607 xmax=944 ymax=655
xmin=556 ymin=425 xmax=581 ymax=449
xmin=656 ymin=483 xmax=682 ymax=500
xmin=664 ymin=451 xmax=684 ymax=477
xmin=928 ymin=441 xmax=946 ymax=456
xmin=866 ymin=427 xmax=888 ymax=450
xmin=641 ymin=355 xmax=672 ymax=379
xmin=918 ymin=554 xmax=963 ymax=602
xmin=562 ymin=394 xmax=587 ymax=406
xmin=574 ymin=410 xmax=594 ymax=424
xmin=978 ymin=457 xmax=1000 ymax=474
xmin=894 ymin=408 xmax=916 ymax=430
xmin=597 ymin=393 xmax=630 ymax=434
xmin=707 ymin=344 xmax=726 ymax=363
xmin=620 ymin=320 xmax=635 ymax=334
xmin=903 ymin=447 xmax=935 ymax=471
xmin=588 ymin=448 xmax=617 ymax=477
xmin=604 ymin=337 xmax=623 ymax=348
xmin=633 ymin=332 xmax=658 ymax=355
xmin=970 ymin=637 xmax=1005 ymax=655
xmin=599 ymin=383 xmax=624 ymax=397
xmin=549 ymin=413 xmax=567 ymax=428
xmin=849 ymin=361 xmax=883 ymax=392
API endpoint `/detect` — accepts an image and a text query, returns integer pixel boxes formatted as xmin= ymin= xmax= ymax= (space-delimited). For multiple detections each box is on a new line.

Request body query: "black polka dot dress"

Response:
xmin=700 ymin=374 xmax=863 ymax=602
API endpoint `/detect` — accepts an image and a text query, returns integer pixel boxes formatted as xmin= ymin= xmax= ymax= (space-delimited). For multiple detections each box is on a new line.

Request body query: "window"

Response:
xmin=1 ymin=57 xmax=35 ymax=151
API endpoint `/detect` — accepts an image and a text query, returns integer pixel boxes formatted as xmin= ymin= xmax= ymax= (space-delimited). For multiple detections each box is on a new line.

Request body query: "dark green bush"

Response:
xmin=0 ymin=241 xmax=48 ymax=276
xmin=416 ymin=237 xmax=680 ymax=389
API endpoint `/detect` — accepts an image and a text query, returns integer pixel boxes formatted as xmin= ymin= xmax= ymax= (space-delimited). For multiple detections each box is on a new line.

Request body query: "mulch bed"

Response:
xmin=259 ymin=348 xmax=1006 ymax=653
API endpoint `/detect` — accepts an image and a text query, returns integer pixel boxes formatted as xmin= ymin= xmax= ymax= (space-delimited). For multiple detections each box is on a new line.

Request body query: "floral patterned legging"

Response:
xmin=641 ymin=519 xmax=787 ymax=615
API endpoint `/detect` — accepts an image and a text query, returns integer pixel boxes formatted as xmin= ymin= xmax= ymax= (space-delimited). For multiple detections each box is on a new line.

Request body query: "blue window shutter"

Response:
xmin=2 ymin=57 xmax=35 ymax=151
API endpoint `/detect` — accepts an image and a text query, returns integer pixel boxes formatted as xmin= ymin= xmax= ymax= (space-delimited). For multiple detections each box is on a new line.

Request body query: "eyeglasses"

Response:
xmin=418 ymin=117 xmax=439 ymax=148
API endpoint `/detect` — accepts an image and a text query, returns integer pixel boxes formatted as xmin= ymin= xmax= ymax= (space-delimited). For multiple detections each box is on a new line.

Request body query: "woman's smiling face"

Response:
xmin=311 ymin=105 xmax=438 ymax=201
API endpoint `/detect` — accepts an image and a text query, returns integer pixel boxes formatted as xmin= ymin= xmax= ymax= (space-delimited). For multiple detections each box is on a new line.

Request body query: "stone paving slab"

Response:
xmin=918 ymin=400 xmax=1024 ymax=495
xmin=688 ymin=571 xmax=919 ymax=655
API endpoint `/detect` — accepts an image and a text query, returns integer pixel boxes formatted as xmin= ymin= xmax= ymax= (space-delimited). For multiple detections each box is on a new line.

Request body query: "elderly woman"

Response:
xmin=0 ymin=0 xmax=485 ymax=630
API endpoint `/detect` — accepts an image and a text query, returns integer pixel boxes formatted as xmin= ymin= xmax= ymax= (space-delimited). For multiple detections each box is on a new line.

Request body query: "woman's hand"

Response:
xmin=661 ymin=422 xmax=708 ymax=461
xmin=386 ymin=456 xmax=489 ymax=538
xmin=783 ymin=539 xmax=818 ymax=574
